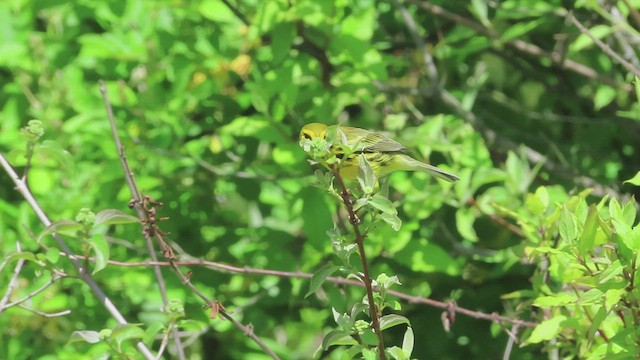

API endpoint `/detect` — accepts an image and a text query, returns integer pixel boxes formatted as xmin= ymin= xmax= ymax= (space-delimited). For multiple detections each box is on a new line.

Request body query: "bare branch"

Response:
xmin=67 ymin=256 xmax=537 ymax=328
xmin=99 ymin=81 xmax=187 ymax=360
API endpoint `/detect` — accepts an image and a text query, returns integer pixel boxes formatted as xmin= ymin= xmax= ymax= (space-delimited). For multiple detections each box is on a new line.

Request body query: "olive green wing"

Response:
xmin=338 ymin=126 xmax=407 ymax=153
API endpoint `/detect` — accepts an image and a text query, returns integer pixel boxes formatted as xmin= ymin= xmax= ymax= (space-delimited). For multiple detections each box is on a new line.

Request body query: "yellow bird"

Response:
xmin=299 ymin=123 xmax=459 ymax=182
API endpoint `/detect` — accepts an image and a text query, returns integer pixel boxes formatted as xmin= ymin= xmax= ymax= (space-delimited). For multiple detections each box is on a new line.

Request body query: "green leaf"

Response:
xmin=559 ymin=207 xmax=577 ymax=242
xmin=624 ymin=171 xmax=640 ymax=186
xmin=585 ymin=306 xmax=607 ymax=341
xmin=270 ymin=22 xmax=296 ymax=63
xmin=526 ymin=193 xmax=544 ymax=216
xmin=368 ymin=194 xmax=397 ymax=215
xmin=45 ymin=247 xmax=60 ymax=264
xmin=598 ymin=260 xmax=623 ymax=284
xmin=95 ymin=209 xmax=139 ymax=225
xmin=605 ymin=288 xmax=626 ymax=311
xmin=501 ymin=18 xmax=544 ymax=41
xmin=622 ymin=198 xmax=637 ymax=226
xmin=110 ymin=324 xmax=145 ymax=352
xmin=89 ymin=234 xmax=110 ymax=274
xmin=594 ymin=86 xmax=616 ymax=110
xmin=69 ymin=330 xmax=101 ymax=344
xmin=577 ymin=288 xmax=603 ymax=306
xmin=578 ymin=205 xmax=599 ymax=255
xmin=321 ymin=329 xmax=356 ymax=350
xmin=533 ymin=293 xmax=576 ymax=307
xmin=379 ymin=314 xmax=410 ymax=331
xmin=37 ymin=220 xmax=83 ymax=243
xmin=306 ymin=264 xmax=341 ymax=298
xmin=401 ymin=327 xmax=414 ymax=357
xmin=380 ymin=212 xmax=402 ymax=231
xmin=455 ymin=207 xmax=478 ymax=242
xmin=341 ymin=8 xmax=375 ymax=41
xmin=358 ymin=154 xmax=377 ymax=194
xmin=469 ymin=0 xmax=490 ymax=28
xmin=524 ymin=316 xmax=567 ymax=344
xmin=4 ymin=252 xmax=37 ymax=264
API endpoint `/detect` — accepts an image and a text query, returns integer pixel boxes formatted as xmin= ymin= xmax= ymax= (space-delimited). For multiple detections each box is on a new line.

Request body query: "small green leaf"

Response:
xmin=401 ymin=327 xmax=414 ymax=357
xmin=5 ymin=252 xmax=37 ymax=263
xmin=578 ymin=205 xmax=599 ymax=255
xmin=379 ymin=314 xmax=410 ymax=331
xmin=358 ymin=154 xmax=377 ymax=194
xmin=455 ymin=207 xmax=478 ymax=242
xmin=598 ymin=260 xmax=623 ymax=284
xmin=594 ymin=86 xmax=616 ymax=110
xmin=380 ymin=212 xmax=402 ymax=231
xmin=368 ymin=194 xmax=397 ymax=215
xmin=95 ymin=209 xmax=139 ymax=225
xmin=559 ymin=207 xmax=577 ymax=242
xmin=585 ymin=306 xmax=607 ymax=341
xmin=321 ymin=329 xmax=356 ymax=350
xmin=624 ymin=171 xmax=640 ymax=186
xmin=37 ymin=220 xmax=83 ymax=243
xmin=533 ymin=293 xmax=576 ymax=307
xmin=525 ymin=192 xmax=544 ymax=216
xmin=69 ymin=330 xmax=101 ymax=344
xmin=524 ymin=316 xmax=567 ymax=344
xmin=577 ymin=288 xmax=603 ymax=306
xmin=111 ymin=324 xmax=145 ymax=352
xmin=45 ymin=247 xmax=60 ymax=264
xmin=622 ymin=198 xmax=637 ymax=226
xmin=306 ymin=264 xmax=340 ymax=298
xmin=89 ymin=234 xmax=110 ymax=274
xmin=605 ymin=288 xmax=626 ymax=311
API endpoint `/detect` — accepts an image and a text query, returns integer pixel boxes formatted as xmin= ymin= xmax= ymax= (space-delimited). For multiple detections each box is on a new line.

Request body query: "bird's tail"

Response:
xmin=401 ymin=155 xmax=460 ymax=182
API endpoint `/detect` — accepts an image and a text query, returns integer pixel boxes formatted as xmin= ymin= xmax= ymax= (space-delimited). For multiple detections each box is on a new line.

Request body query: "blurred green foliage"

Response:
xmin=1 ymin=0 xmax=640 ymax=359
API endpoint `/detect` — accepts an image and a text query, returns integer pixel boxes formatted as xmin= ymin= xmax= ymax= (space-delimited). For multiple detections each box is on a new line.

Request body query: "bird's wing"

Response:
xmin=338 ymin=127 xmax=406 ymax=153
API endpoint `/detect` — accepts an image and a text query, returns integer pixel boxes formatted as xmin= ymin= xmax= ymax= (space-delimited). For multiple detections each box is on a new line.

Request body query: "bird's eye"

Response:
xmin=303 ymin=133 xmax=312 ymax=140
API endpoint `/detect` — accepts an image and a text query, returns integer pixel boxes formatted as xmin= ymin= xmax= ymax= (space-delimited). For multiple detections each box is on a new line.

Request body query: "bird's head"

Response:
xmin=299 ymin=123 xmax=328 ymax=142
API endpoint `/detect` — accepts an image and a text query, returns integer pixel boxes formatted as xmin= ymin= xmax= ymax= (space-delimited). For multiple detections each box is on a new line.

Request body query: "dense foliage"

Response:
xmin=1 ymin=0 xmax=640 ymax=359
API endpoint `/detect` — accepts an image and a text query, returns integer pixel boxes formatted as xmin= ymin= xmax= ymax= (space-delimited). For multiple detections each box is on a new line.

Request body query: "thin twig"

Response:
xmin=331 ymin=168 xmax=386 ymax=360
xmin=99 ymin=81 xmax=187 ymax=360
xmin=568 ymin=12 xmax=640 ymax=78
xmin=17 ymin=304 xmax=72 ymax=317
xmin=0 ymin=153 xmax=156 ymax=360
xmin=502 ymin=324 xmax=520 ymax=360
xmin=99 ymin=81 xmax=280 ymax=360
xmin=65 ymin=255 xmax=538 ymax=328
xmin=0 ymin=241 xmax=26 ymax=314
xmin=4 ymin=274 xmax=62 ymax=309
xmin=220 ymin=0 xmax=250 ymax=26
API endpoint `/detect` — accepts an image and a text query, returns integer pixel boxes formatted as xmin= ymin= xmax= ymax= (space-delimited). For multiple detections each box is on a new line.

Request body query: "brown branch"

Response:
xmin=331 ymin=168 xmax=386 ymax=359
xmin=100 ymin=81 xmax=187 ymax=360
xmin=65 ymin=255 xmax=539 ymax=328
xmin=99 ymin=81 xmax=280 ymax=360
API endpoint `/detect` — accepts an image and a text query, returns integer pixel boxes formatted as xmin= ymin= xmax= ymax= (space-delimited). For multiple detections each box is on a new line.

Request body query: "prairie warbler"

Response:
xmin=299 ymin=123 xmax=459 ymax=182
